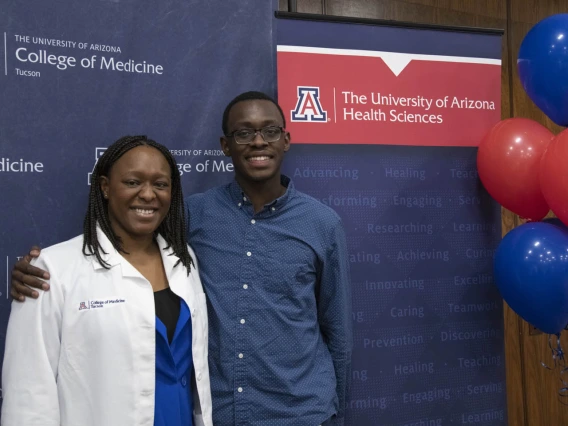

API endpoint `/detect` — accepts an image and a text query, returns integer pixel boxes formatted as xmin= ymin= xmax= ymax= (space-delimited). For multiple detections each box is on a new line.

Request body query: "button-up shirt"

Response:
xmin=154 ymin=299 xmax=193 ymax=426
xmin=186 ymin=175 xmax=352 ymax=426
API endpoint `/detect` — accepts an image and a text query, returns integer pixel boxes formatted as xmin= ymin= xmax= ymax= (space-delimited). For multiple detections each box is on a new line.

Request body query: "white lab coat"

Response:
xmin=1 ymin=227 xmax=213 ymax=426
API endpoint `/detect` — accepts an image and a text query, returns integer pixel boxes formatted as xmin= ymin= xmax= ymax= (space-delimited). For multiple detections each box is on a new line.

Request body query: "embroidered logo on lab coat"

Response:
xmin=78 ymin=298 xmax=126 ymax=311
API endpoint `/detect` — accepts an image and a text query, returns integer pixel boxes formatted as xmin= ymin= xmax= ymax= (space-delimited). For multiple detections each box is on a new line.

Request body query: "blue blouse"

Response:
xmin=154 ymin=299 xmax=193 ymax=426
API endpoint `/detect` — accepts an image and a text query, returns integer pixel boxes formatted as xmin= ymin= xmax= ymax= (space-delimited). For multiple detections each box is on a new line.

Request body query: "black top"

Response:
xmin=154 ymin=287 xmax=181 ymax=344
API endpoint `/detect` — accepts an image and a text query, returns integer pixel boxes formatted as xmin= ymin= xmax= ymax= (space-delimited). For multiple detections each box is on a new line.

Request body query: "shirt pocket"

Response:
xmin=261 ymin=241 xmax=319 ymax=301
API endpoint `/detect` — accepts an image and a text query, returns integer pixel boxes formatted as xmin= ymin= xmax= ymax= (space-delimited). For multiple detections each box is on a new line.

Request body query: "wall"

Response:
xmin=278 ymin=1 xmax=568 ymax=424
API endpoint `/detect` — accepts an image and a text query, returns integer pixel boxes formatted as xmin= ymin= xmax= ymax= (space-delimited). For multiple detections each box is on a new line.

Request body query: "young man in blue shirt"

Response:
xmin=10 ymin=91 xmax=353 ymax=426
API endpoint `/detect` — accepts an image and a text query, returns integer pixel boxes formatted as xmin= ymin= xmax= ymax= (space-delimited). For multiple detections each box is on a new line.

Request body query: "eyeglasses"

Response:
xmin=226 ymin=126 xmax=285 ymax=145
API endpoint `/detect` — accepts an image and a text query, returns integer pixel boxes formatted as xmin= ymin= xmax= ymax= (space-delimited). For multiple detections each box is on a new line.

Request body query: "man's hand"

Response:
xmin=10 ymin=246 xmax=50 ymax=301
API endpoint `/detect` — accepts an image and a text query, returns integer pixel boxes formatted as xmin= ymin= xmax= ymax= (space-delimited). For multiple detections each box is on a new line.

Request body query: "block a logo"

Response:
xmin=87 ymin=148 xmax=107 ymax=185
xmin=291 ymin=86 xmax=327 ymax=122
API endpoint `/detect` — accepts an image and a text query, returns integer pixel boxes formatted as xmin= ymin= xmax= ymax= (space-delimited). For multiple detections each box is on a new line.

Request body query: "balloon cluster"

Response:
xmin=479 ymin=14 xmax=568 ymax=335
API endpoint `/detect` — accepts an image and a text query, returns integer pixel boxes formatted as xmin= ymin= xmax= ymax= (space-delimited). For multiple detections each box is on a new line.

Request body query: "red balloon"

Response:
xmin=541 ymin=129 xmax=568 ymax=226
xmin=477 ymin=118 xmax=553 ymax=220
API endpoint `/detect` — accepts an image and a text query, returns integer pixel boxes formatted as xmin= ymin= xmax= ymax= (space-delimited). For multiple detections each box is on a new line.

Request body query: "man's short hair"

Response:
xmin=222 ymin=91 xmax=286 ymax=135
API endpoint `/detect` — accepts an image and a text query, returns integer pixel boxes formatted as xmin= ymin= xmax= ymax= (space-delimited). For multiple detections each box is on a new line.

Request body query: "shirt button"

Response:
xmin=191 ymin=309 xmax=196 ymax=318
xmin=238 ymin=387 xmax=243 ymax=393
xmin=271 ymin=207 xmax=276 ymax=211
xmin=238 ymin=202 xmax=242 ymax=207
xmin=243 ymin=197 xmax=247 ymax=201
xmin=251 ymin=219 xmax=256 ymax=224
xmin=181 ymin=377 xmax=187 ymax=387
xmin=197 ymin=372 xmax=202 ymax=381
xmin=243 ymin=284 xmax=248 ymax=289
xmin=238 ymin=353 xmax=244 ymax=359
xmin=246 ymin=251 xmax=252 ymax=257
xmin=240 ymin=319 xmax=246 ymax=324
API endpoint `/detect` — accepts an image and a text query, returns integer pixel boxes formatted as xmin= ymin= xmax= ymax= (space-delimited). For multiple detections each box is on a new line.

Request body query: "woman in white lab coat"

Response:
xmin=1 ymin=135 xmax=213 ymax=426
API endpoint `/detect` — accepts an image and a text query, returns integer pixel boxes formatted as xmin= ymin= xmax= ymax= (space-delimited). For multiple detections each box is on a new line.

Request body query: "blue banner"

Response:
xmin=277 ymin=16 xmax=507 ymax=425
xmin=0 ymin=0 xmax=276 ymax=413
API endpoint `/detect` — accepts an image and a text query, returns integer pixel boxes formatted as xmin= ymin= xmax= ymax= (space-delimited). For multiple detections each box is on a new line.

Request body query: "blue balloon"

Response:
xmin=518 ymin=14 xmax=568 ymax=126
xmin=494 ymin=222 xmax=568 ymax=334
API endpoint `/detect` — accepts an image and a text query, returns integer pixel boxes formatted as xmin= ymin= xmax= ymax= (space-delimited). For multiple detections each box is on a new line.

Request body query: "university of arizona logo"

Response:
xmin=79 ymin=301 xmax=89 ymax=311
xmin=291 ymin=86 xmax=327 ymax=122
xmin=87 ymin=147 xmax=107 ymax=185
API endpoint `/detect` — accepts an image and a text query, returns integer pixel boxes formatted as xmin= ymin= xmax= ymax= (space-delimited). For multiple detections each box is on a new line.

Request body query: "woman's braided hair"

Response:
xmin=82 ymin=135 xmax=193 ymax=274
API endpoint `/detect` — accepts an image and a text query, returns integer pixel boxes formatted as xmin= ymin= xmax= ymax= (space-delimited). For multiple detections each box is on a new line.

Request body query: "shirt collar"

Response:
xmin=91 ymin=225 xmax=180 ymax=277
xmin=228 ymin=174 xmax=295 ymax=211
